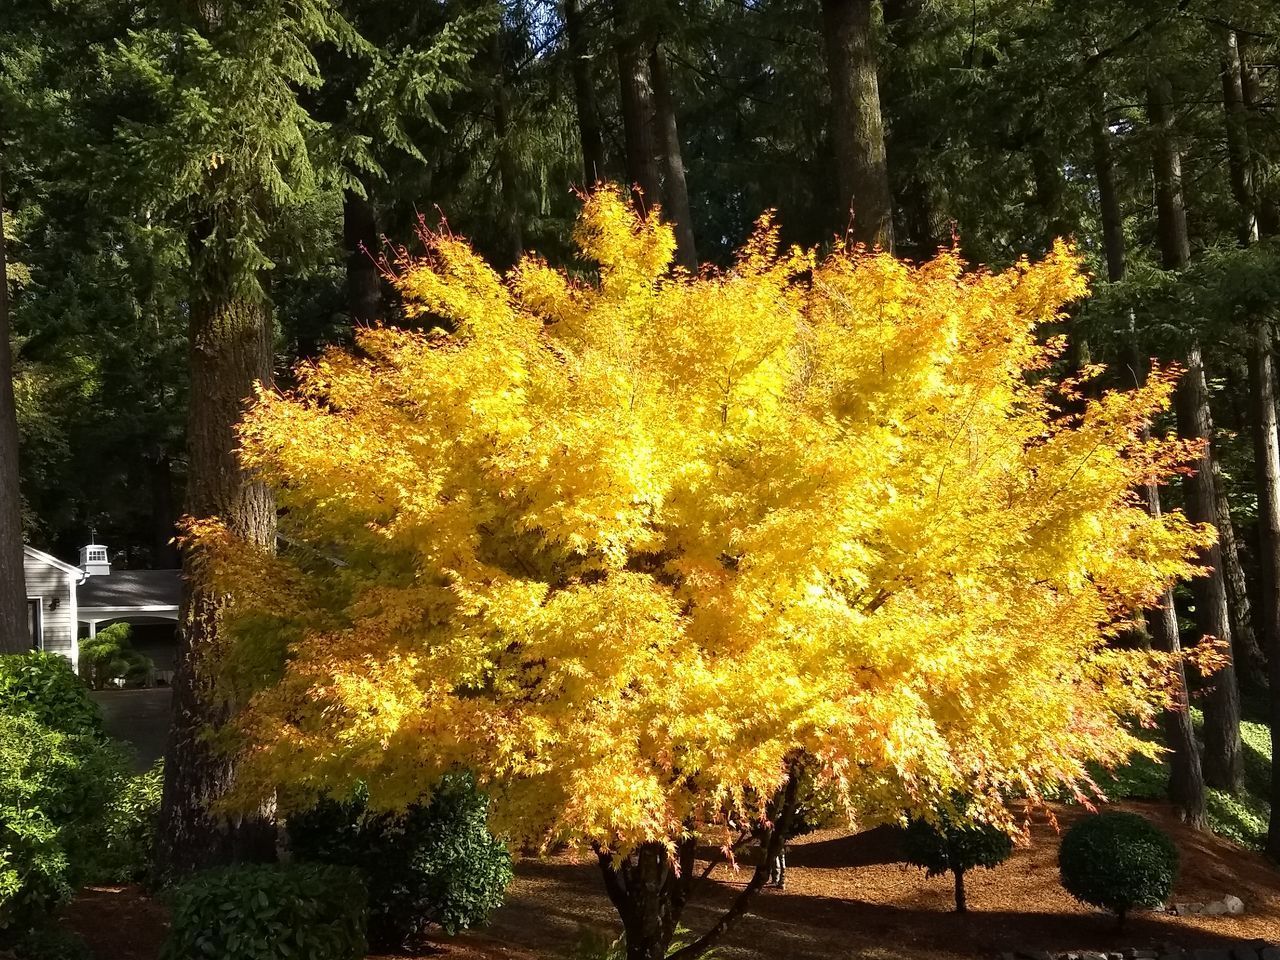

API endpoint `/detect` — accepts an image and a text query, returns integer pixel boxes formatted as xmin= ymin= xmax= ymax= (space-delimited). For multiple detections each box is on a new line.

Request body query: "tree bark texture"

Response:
xmin=156 ymin=282 xmax=278 ymax=879
xmin=494 ymin=32 xmax=524 ymax=271
xmin=1220 ymin=30 xmax=1258 ymax=245
xmin=342 ymin=187 xmax=381 ymax=327
xmin=565 ymin=0 xmax=607 ymax=185
xmin=1175 ymin=346 xmax=1245 ymax=794
xmin=649 ymin=44 xmax=697 ymax=271
xmin=0 ymin=158 xmax=28 ymax=654
xmin=615 ymin=17 xmax=662 ymax=207
xmin=1245 ymin=318 xmax=1280 ymax=860
xmin=821 ymin=0 xmax=893 ymax=250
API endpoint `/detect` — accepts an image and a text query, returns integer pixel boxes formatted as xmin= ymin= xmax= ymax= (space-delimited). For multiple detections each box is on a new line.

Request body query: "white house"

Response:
xmin=22 ymin=541 xmax=182 ymax=675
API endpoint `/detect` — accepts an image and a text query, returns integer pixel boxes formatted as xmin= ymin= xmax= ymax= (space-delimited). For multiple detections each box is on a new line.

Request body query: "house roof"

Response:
xmin=78 ymin=570 xmax=183 ymax=610
xmin=23 ymin=545 xmax=84 ymax=577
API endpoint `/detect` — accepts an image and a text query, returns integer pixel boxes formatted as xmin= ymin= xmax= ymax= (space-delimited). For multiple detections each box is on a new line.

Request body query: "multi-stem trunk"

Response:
xmin=597 ymin=767 xmax=800 ymax=960
xmin=1245 ymin=317 xmax=1280 ymax=860
xmin=649 ymin=44 xmax=696 ymax=271
xmin=155 ymin=278 xmax=278 ymax=878
xmin=820 ymin=0 xmax=893 ymax=250
xmin=0 ymin=158 xmax=26 ymax=655
xmin=564 ymin=0 xmax=606 ymax=185
xmin=1149 ymin=75 xmax=1243 ymax=793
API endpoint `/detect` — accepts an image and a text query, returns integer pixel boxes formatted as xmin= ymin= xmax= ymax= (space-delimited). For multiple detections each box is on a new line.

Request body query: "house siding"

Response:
xmin=23 ymin=551 xmax=78 ymax=664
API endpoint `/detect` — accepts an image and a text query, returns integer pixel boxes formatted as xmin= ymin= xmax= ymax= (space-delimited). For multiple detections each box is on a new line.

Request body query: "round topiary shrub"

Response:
xmin=161 ymin=863 xmax=367 ymax=960
xmin=0 ymin=652 xmax=102 ymax=738
xmin=902 ymin=807 xmax=1013 ymax=912
xmin=1058 ymin=811 xmax=1178 ymax=924
xmin=287 ymin=773 xmax=513 ymax=950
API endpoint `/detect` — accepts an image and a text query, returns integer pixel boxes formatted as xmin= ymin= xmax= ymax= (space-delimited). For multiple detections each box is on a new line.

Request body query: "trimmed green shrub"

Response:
xmin=160 ymin=863 xmax=367 ymax=960
xmin=0 ymin=653 xmax=101 ymax=737
xmin=79 ymin=623 xmax=153 ymax=690
xmin=1059 ymin=812 xmax=1178 ymax=923
xmin=288 ymin=773 xmax=513 ymax=949
xmin=0 ymin=713 xmax=129 ymax=935
xmin=902 ymin=806 xmax=1013 ymax=912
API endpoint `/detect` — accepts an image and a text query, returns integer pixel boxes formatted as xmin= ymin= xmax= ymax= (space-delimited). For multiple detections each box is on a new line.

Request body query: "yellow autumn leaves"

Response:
xmin=200 ymin=188 xmax=1209 ymax=855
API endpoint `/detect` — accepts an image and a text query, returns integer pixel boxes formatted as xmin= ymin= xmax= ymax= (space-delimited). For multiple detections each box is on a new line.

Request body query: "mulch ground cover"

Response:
xmin=61 ymin=802 xmax=1280 ymax=960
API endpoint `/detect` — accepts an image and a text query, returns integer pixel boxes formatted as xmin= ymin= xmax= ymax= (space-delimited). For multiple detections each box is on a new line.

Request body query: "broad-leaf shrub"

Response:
xmin=93 ymin=760 xmax=164 ymax=883
xmin=0 ymin=714 xmax=127 ymax=934
xmin=902 ymin=803 xmax=1014 ymax=912
xmin=79 ymin=623 xmax=154 ymax=690
xmin=1058 ymin=812 xmax=1178 ymax=922
xmin=0 ymin=653 xmax=101 ymax=737
xmin=289 ymin=773 xmax=512 ymax=947
xmin=161 ymin=864 xmax=367 ymax=960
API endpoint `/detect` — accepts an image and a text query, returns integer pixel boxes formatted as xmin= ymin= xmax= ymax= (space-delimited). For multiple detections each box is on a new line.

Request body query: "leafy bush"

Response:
xmin=0 ymin=653 xmax=101 ymax=737
xmin=288 ymin=773 xmax=513 ymax=949
xmin=0 ymin=713 xmax=128 ymax=935
xmin=79 ymin=623 xmax=153 ymax=690
xmin=10 ymin=925 xmax=94 ymax=960
xmin=161 ymin=863 xmax=367 ymax=960
xmin=902 ymin=805 xmax=1013 ymax=912
xmin=91 ymin=761 xmax=164 ymax=883
xmin=1059 ymin=812 xmax=1178 ymax=923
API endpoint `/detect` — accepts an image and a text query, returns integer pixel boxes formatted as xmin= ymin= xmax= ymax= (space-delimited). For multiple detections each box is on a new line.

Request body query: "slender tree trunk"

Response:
xmin=649 ymin=44 xmax=696 ymax=271
xmin=1245 ymin=318 xmax=1280 ymax=860
xmin=1149 ymin=76 xmax=1244 ymax=793
xmin=342 ymin=187 xmax=380 ymax=327
xmin=156 ymin=275 xmax=278 ymax=879
xmin=953 ymin=868 xmax=967 ymax=913
xmin=615 ymin=5 xmax=662 ymax=207
xmin=565 ymin=0 xmax=607 ymax=185
xmin=1095 ymin=82 xmax=1206 ymax=825
xmin=820 ymin=0 xmax=893 ymax=250
xmin=0 ymin=157 xmax=27 ymax=654
xmin=494 ymin=32 xmax=524 ymax=270
xmin=1213 ymin=466 xmax=1266 ymax=690
xmin=1220 ymin=30 xmax=1259 ymax=245
xmin=1239 ymin=37 xmax=1280 ymax=237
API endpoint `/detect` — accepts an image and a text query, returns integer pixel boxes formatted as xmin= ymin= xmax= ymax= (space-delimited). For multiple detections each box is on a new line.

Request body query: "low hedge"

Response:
xmin=161 ymin=863 xmax=367 ymax=960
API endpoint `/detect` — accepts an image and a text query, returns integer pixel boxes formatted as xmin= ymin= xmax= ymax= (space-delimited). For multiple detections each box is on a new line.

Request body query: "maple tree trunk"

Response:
xmin=0 ymin=156 xmax=27 ymax=655
xmin=155 ymin=281 xmax=278 ymax=879
xmin=649 ymin=44 xmax=697 ymax=271
xmin=565 ymin=0 xmax=606 ymax=185
xmin=343 ymin=187 xmax=381 ymax=327
xmin=820 ymin=0 xmax=893 ymax=250
xmin=615 ymin=6 xmax=662 ymax=207
xmin=953 ymin=868 xmax=967 ymax=913
xmin=1245 ymin=317 xmax=1280 ymax=860
xmin=1096 ymin=83 xmax=1205 ymax=825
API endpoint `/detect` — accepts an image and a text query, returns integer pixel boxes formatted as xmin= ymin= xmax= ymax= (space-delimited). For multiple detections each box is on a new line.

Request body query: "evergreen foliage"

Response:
xmin=1059 ymin=812 xmax=1179 ymax=923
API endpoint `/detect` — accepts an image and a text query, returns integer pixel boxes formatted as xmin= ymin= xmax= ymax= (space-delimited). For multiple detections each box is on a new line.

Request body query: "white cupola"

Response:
xmin=79 ymin=541 xmax=111 ymax=577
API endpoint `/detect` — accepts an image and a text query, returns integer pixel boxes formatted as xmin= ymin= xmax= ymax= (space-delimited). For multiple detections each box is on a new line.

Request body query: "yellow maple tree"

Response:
xmin=197 ymin=189 xmax=1208 ymax=959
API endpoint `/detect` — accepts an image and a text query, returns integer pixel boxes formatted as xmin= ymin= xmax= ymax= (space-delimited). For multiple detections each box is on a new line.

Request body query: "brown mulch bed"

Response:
xmin=61 ymin=802 xmax=1280 ymax=960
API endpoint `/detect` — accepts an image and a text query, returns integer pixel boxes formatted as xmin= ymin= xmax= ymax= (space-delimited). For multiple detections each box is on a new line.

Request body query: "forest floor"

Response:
xmin=61 ymin=802 xmax=1280 ymax=960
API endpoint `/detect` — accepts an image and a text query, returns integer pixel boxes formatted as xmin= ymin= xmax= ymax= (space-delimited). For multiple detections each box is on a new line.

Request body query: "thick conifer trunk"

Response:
xmin=565 ymin=0 xmax=607 ymax=185
xmin=156 ymin=282 xmax=278 ymax=878
xmin=820 ymin=0 xmax=893 ymax=250
xmin=0 ymin=160 xmax=27 ymax=654
xmin=615 ymin=10 xmax=662 ymax=207
xmin=494 ymin=33 xmax=524 ymax=270
xmin=342 ymin=188 xmax=381 ymax=326
xmin=649 ymin=44 xmax=696 ymax=271
xmin=1094 ymin=85 xmax=1206 ymax=825
xmin=1245 ymin=318 xmax=1280 ymax=860
xmin=1149 ymin=76 xmax=1243 ymax=794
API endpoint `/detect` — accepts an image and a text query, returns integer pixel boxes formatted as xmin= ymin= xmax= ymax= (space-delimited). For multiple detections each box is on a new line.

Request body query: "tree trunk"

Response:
xmin=615 ymin=7 xmax=662 ymax=208
xmin=1175 ymin=346 xmax=1245 ymax=794
xmin=494 ymin=33 xmax=524 ymax=271
xmin=0 ymin=157 xmax=27 ymax=655
xmin=820 ymin=0 xmax=893 ymax=250
xmin=953 ymin=868 xmax=967 ymax=913
xmin=1238 ymin=36 xmax=1280 ymax=237
xmin=1096 ymin=81 xmax=1205 ymax=826
xmin=649 ymin=44 xmax=696 ymax=271
xmin=155 ymin=281 xmax=278 ymax=879
xmin=1245 ymin=318 xmax=1280 ymax=860
xmin=1213 ymin=467 xmax=1267 ymax=690
xmin=1220 ymin=30 xmax=1258 ymax=245
xmin=564 ymin=0 xmax=607 ymax=185
xmin=342 ymin=187 xmax=381 ymax=326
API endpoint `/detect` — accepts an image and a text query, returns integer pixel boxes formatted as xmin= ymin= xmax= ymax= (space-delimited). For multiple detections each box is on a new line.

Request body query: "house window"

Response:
xmin=86 ymin=548 xmax=107 ymax=563
xmin=27 ymin=599 xmax=42 ymax=651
